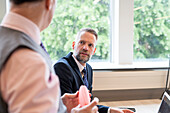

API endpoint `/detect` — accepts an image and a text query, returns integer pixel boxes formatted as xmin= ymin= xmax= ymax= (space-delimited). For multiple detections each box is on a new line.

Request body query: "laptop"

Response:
xmin=158 ymin=92 xmax=170 ymax=113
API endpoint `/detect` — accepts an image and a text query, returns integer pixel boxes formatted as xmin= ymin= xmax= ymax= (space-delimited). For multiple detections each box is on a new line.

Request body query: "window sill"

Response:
xmin=89 ymin=60 xmax=170 ymax=70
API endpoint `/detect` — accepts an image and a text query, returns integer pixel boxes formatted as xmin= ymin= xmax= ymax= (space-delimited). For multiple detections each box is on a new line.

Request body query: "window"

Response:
xmin=0 ymin=0 xmax=7 ymax=22
xmin=41 ymin=0 xmax=110 ymax=62
xmin=2 ymin=0 xmax=169 ymax=68
xmin=134 ymin=0 xmax=170 ymax=61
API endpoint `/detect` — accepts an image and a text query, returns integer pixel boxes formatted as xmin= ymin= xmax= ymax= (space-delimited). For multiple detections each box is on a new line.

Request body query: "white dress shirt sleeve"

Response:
xmin=0 ymin=48 xmax=60 ymax=113
xmin=108 ymin=107 xmax=111 ymax=113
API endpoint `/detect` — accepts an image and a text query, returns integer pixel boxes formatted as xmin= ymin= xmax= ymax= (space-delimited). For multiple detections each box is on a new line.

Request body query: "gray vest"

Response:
xmin=0 ymin=26 xmax=67 ymax=113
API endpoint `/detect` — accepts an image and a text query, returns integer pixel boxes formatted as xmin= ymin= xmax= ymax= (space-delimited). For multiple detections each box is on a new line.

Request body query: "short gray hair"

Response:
xmin=76 ymin=28 xmax=98 ymax=40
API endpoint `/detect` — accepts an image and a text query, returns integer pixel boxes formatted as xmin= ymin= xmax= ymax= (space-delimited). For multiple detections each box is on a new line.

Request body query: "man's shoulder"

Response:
xmin=54 ymin=52 xmax=74 ymax=66
xmin=86 ymin=63 xmax=92 ymax=70
xmin=53 ymin=56 xmax=74 ymax=74
xmin=86 ymin=63 xmax=91 ymax=66
xmin=53 ymin=56 xmax=71 ymax=68
xmin=54 ymin=58 xmax=67 ymax=66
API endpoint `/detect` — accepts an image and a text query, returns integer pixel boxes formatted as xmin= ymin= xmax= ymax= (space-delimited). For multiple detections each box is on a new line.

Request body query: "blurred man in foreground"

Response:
xmin=0 ymin=0 xmax=98 ymax=113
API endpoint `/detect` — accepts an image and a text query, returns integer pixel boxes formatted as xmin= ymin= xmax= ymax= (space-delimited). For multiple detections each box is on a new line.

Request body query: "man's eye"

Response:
xmin=80 ymin=41 xmax=84 ymax=44
xmin=89 ymin=44 xmax=93 ymax=47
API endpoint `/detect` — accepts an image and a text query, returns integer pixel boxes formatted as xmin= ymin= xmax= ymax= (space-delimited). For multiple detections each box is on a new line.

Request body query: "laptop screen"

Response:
xmin=158 ymin=92 xmax=170 ymax=113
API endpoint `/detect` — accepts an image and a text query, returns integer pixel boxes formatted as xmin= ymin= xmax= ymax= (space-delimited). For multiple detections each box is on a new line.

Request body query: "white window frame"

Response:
xmin=110 ymin=0 xmax=133 ymax=65
xmin=90 ymin=0 xmax=135 ymax=69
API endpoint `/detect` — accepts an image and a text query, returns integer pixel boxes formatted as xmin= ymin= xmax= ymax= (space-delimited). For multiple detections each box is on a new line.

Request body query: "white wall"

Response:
xmin=93 ymin=70 xmax=168 ymax=90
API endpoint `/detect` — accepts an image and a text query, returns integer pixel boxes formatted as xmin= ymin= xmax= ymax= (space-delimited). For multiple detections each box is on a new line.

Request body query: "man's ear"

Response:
xmin=93 ymin=48 xmax=96 ymax=55
xmin=72 ymin=41 xmax=75 ymax=50
xmin=45 ymin=0 xmax=52 ymax=10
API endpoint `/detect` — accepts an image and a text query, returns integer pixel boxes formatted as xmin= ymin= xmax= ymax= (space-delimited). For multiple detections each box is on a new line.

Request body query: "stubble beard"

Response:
xmin=76 ymin=52 xmax=90 ymax=64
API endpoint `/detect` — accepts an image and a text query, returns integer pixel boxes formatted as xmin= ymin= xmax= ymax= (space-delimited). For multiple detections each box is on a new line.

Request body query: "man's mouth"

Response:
xmin=80 ymin=52 xmax=88 ymax=56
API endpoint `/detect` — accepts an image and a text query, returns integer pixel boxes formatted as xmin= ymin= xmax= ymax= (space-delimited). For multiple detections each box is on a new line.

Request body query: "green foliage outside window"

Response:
xmin=134 ymin=0 xmax=170 ymax=60
xmin=41 ymin=0 xmax=170 ymax=62
xmin=41 ymin=0 xmax=110 ymax=61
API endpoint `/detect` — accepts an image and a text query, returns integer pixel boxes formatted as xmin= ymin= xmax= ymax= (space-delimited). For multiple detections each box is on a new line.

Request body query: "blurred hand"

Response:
xmin=110 ymin=108 xmax=124 ymax=113
xmin=89 ymin=93 xmax=92 ymax=101
xmin=110 ymin=108 xmax=134 ymax=113
xmin=61 ymin=92 xmax=79 ymax=113
xmin=71 ymin=97 xmax=99 ymax=113
xmin=122 ymin=109 xmax=134 ymax=113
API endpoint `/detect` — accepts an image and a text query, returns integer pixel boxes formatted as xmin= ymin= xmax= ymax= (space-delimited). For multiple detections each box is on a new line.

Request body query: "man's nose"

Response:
xmin=83 ymin=44 xmax=89 ymax=50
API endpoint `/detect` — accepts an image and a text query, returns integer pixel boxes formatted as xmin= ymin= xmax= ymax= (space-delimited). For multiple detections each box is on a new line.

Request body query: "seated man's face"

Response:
xmin=73 ymin=31 xmax=97 ymax=64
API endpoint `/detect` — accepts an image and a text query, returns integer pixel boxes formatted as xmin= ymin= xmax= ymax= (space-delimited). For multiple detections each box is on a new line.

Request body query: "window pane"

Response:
xmin=134 ymin=0 xmax=170 ymax=61
xmin=41 ymin=0 xmax=110 ymax=62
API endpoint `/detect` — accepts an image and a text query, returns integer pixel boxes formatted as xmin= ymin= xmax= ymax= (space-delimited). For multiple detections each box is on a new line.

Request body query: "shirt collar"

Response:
xmin=1 ymin=12 xmax=41 ymax=44
xmin=72 ymin=55 xmax=86 ymax=72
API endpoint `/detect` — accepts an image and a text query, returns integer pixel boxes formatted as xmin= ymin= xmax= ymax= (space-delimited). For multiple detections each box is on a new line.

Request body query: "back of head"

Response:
xmin=10 ymin=0 xmax=43 ymax=5
xmin=9 ymin=0 xmax=57 ymax=31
